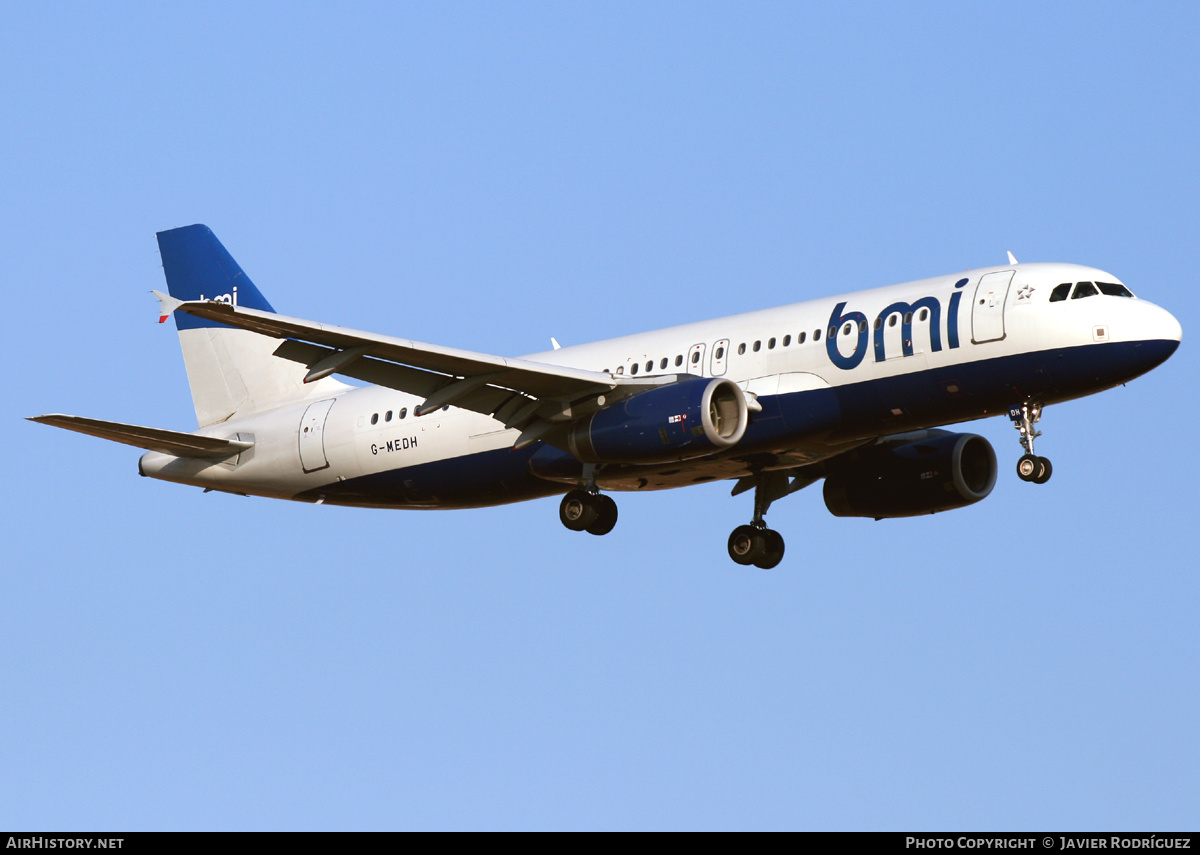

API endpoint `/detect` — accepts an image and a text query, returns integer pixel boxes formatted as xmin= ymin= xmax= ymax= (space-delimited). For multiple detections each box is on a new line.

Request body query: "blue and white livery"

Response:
xmin=32 ymin=225 xmax=1182 ymax=567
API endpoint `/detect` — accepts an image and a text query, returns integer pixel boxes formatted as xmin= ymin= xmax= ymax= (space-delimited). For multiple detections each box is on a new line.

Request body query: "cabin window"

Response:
xmin=783 ymin=335 xmax=791 ymax=346
xmin=1072 ymin=281 xmax=1099 ymax=299
xmin=799 ymin=331 xmax=806 ymax=344
xmin=385 ymin=410 xmax=393 ymax=422
xmin=814 ymin=328 xmax=822 ymax=341
xmin=738 ymin=343 xmax=746 ymax=355
xmin=645 ymin=360 xmax=653 ymax=372
xmin=399 ymin=408 xmax=408 ymax=419
xmin=768 ymin=337 xmax=776 ymax=349
xmin=904 ymin=312 xmax=912 ymax=324
xmin=370 ymin=413 xmax=379 ymax=425
xmin=691 ymin=351 xmax=701 ymax=364
xmin=919 ymin=308 xmax=928 ymax=321
xmin=873 ymin=318 xmax=882 ymax=330
xmin=841 ymin=323 xmax=851 ymax=336
xmin=631 ymin=363 xmax=639 ymax=375
xmin=889 ymin=314 xmax=898 ymax=327
xmin=753 ymin=340 xmax=762 ymax=352
xmin=616 ymin=366 xmax=624 ymax=375
xmin=675 ymin=354 xmax=683 ymax=367
xmin=715 ymin=346 xmax=725 ymax=359
xmin=660 ymin=357 xmax=668 ymax=369
xmin=1050 ymin=283 xmax=1071 ymax=302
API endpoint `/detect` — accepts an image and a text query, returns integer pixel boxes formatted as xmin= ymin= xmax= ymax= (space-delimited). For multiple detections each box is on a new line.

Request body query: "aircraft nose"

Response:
xmin=1159 ymin=305 xmax=1183 ymax=344
xmin=1132 ymin=301 xmax=1182 ymax=373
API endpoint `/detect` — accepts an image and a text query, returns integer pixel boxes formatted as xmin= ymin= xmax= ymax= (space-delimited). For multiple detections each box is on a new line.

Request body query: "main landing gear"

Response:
xmin=1010 ymin=402 xmax=1053 ymax=484
xmin=559 ymin=489 xmax=618 ymax=536
xmin=727 ymin=471 xmax=791 ymax=569
xmin=559 ymin=464 xmax=618 ymax=536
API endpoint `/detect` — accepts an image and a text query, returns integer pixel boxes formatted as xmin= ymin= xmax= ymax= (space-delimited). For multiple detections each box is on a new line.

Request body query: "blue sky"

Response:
xmin=3 ymin=2 xmax=1198 ymax=830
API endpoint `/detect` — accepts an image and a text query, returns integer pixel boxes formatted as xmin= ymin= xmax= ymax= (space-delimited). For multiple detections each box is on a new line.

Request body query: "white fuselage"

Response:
xmin=139 ymin=261 xmax=1181 ymax=507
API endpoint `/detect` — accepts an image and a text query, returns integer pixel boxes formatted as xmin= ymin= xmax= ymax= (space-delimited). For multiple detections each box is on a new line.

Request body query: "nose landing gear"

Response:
xmin=1010 ymin=403 xmax=1052 ymax=484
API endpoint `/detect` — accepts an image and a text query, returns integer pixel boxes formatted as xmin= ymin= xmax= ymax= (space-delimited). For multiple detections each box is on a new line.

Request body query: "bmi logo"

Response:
xmin=825 ymin=278 xmax=969 ymax=370
xmin=198 ymin=286 xmax=239 ymax=306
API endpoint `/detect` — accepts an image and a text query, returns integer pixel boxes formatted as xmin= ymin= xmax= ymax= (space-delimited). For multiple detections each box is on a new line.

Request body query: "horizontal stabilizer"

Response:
xmin=28 ymin=414 xmax=252 ymax=459
xmin=150 ymin=289 xmax=183 ymax=324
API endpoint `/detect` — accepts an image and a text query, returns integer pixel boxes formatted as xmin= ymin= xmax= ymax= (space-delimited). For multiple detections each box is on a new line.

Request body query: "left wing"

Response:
xmin=158 ymin=294 xmax=674 ymax=448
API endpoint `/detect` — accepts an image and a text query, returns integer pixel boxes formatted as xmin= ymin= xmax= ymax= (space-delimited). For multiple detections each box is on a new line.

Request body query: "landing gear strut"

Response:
xmin=559 ymin=464 xmax=618 ymax=536
xmin=727 ymin=471 xmax=789 ymax=569
xmin=1010 ymin=403 xmax=1052 ymax=484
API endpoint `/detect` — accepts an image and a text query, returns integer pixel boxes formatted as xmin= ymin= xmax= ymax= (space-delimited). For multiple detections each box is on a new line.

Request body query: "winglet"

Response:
xmin=151 ymin=289 xmax=184 ymax=324
xmin=1007 ymin=251 xmax=1019 ymax=265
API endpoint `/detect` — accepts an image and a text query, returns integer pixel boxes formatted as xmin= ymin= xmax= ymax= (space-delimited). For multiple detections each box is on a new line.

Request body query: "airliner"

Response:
xmin=31 ymin=225 xmax=1181 ymax=568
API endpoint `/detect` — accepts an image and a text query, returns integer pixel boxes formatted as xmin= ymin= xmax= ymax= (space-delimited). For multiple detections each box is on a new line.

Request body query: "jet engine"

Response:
xmin=823 ymin=431 xmax=997 ymax=519
xmin=567 ymin=376 xmax=749 ymax=464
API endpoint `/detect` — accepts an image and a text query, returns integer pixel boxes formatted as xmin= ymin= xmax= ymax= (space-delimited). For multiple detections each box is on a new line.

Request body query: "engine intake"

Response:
xmin=823 ymin=431 xmax=997 ymax=519
xmin=568 ymin=376 xmax=748 ymax=464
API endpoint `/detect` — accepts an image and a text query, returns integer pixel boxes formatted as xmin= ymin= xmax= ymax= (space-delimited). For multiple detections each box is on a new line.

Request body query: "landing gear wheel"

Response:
xmin=559 ymin=489 xmax=598 ymax=532
xmin=1017 ymin=454 xmax=1039 ymax=482
xmin=1012 ymin=403 xmax=1051 ymax=485
xmin=727 ymin=525 xmax=786 ymax=567
xmin=755 ymin=528 xmax=785 ymax=569
xmin=728 ymin=525 xmax=763 ymax=566
xmin=586 ymin=494 xmax=618 ymax=536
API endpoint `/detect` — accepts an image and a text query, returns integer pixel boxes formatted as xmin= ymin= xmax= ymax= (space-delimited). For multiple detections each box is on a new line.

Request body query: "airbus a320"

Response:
xmin=31 ymin=226 xmax=1182 ymax=567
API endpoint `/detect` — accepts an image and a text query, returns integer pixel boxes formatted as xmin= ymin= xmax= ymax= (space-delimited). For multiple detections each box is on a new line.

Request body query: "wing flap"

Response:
xmin=271 ymin=340 xmax=519 ymax=416
xmin=29 ymin=414 xmax=251 ymax=459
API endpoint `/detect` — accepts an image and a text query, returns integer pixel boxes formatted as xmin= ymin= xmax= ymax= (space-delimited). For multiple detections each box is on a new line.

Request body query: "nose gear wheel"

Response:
xmin=1010 ymin=403 xmax=1052 ymax=484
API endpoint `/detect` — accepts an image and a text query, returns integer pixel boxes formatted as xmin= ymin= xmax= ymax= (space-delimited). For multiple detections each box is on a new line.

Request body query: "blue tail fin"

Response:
xmin=156 ymin=225 xmax=275 ymax=330
xmin=154 ymin=225 xmax=345 ymax=427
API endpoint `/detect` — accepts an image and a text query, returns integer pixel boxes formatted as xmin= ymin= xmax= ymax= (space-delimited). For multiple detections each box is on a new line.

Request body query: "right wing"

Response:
xmin=28 ymin=414 xmax=251 ymax=459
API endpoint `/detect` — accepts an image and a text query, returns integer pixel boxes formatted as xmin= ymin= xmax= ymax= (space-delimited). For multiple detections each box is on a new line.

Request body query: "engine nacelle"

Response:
xmin=567 ymin=376 xmax=749 ymax=464
xmin=823 ymin=431 xmax=997 ymax=519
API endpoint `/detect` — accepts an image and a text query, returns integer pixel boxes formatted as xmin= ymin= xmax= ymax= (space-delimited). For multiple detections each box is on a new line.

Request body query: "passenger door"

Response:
xmin=972 ymin=270 xmax=1014 ymax=343
xmin=299 ymin=398 xmax=336 ymax=472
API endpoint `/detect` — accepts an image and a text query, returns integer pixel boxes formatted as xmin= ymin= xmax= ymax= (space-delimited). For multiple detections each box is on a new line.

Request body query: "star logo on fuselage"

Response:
xmin=1016 ymin=285 xmax=1035 ymax=301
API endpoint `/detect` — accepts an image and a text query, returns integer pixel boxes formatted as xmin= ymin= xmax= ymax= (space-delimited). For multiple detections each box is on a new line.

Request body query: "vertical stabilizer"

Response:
xmin=157 ymin=225 xmax=347 ymax=427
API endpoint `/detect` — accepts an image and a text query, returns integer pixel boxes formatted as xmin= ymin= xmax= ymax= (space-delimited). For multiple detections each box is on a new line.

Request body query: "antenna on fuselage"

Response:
xmin=1007 ymin=251 xmax=1019 ymax=265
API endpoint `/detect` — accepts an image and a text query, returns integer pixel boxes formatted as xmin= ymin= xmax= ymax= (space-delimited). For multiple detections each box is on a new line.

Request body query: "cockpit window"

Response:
xmin=1050 ymin=283 xmax=1072 ymax=302
xmin=1097 ymin=281 xmax=1134 ymax=298
xmin=1071 ymin=281 xmax=1099 ymax=299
